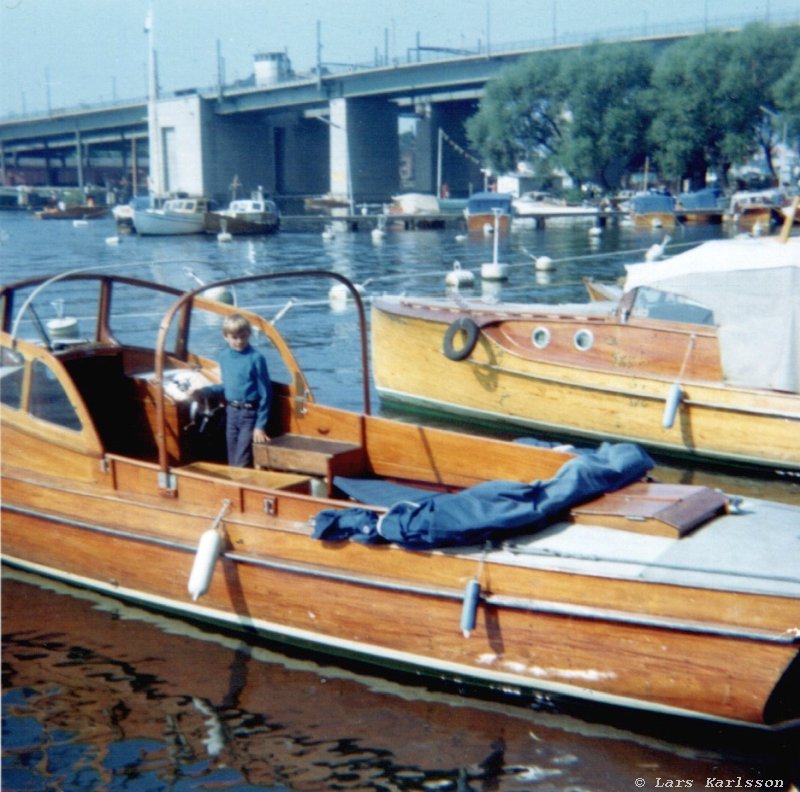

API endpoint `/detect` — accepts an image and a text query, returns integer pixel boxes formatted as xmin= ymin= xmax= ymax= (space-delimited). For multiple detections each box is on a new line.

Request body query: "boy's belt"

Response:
xmin=227 ymin=400 xmax=257 ymax=410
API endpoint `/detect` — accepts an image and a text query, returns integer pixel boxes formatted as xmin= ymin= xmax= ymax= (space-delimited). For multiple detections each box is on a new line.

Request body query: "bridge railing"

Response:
xmin=2 ymin=9 xmax=798 ymax=123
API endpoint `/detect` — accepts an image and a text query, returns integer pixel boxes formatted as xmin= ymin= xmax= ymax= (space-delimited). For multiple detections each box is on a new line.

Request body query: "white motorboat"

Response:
xmin=134 ymin=197 xmax=211 ymax=236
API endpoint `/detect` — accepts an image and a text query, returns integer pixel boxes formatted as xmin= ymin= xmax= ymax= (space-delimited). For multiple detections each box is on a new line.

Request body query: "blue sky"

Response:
xmin=1 ymin=0 xmax=796 ymax=116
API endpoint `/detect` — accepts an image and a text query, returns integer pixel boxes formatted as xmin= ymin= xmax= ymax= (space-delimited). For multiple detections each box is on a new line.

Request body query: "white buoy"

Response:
xmin=534 ymin=255 xmax=554 ymax=271
xmin=47 ymin=316 xmax=80 ymax=339
xmin=187 ymin=528 xmax=223 ymax=601
xmin=662 ymin=382 xmax=683 ymax=429
xmin=321 ymin=224 xmax=335 ymax=240
xmin=72 ymin=219 xmax=89 ymax=228
xmin=205 ymin=285 xmax=236 ymax=304
xmin=371 ymin=227 xmax=386 ymax=243
xmin=47 ymin=299 xmax=79 ymax=339
xmin=481 ymin=261 xmax=508 ymax=280
xmin=328 ymin=281 xmax=367 ymax=309
xmin=217 ymin=231 xmax=233 ymax=243
xmin=105 ymin=235 xmax=121 ymax=246
xmin=445 ymin=260 xmax=474 ymax=287
xmin=588 ymin=225 xmax=603 ymax=237
xmin=454 ymin=234 xmax=467 ymax=242
xmin=480 ymin=208 xmax=508 ymax=281
xmin=645 ymin=235 xmax=671 ymax=262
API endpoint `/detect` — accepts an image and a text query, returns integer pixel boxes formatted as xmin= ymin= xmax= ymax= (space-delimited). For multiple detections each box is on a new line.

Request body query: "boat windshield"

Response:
xmin=630 ymin=287 xmax=714 ymax=325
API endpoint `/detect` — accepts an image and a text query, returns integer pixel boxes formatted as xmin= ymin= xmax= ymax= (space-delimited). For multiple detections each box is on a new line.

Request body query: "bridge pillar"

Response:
xmin=414 ymin=100 xmax=482 ymax=198
xmin=329 ymin=97 xmax=399 ymax=205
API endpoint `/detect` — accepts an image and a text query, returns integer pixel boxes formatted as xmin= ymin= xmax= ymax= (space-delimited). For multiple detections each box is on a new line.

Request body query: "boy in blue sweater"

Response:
xmin=202 ymin=314 xmax=272 ymax=467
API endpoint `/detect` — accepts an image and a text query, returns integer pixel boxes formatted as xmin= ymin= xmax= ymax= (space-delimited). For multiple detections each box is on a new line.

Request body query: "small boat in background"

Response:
xmin=675 ymin=186 xmax=725 ymax=224
xmin=205 ymin=189 xmax=280 ymax=236
xmin=35 ymin=201 xmax=108 ymax=221
xmin=628 ymin=191 xmax=676 ymax=229
xmin=134 ymin=197 xmax=212 ymax=236
xmin=464 ymin=191 xmax=513 ymax=235
xmin=112 ymin=195 xmax=160 ymax=232
xmin=512 ymin=192 xmax=599 ymax=225
xmin=726 ymin=189 xmax=786 ymax=231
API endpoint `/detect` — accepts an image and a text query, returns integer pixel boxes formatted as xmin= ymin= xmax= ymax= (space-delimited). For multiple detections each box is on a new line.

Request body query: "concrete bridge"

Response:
xmin=1 ymin=12 xmax=795 ymax=205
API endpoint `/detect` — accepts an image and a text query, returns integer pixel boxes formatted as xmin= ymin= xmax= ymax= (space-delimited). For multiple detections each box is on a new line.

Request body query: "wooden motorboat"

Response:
xmin=372 ymin=234 xmax=800 ymax=474
xmin=464 ymin=192 xmax=513 ymax=235
xmin=628 ymin=191 xmax=677 ymax=229
xmin=205 ymin=190 xmax=280 ymax=236
xmin=2 ymin=268 xmax=799 ymax=728
xmin=35 ymin=202 xmax=108 ymax=220
xmin=725 ymin=190 xmax=786 ymax=231
xmin=134 ymin=197 xmax=211 ymax=236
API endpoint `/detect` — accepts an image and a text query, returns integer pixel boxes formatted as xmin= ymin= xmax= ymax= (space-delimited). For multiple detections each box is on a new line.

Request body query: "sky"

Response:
xmin=1 ymin=0 xmax=797 ymax=117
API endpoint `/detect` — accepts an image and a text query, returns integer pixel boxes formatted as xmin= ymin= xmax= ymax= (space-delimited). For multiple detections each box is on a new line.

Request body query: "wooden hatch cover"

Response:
xmin=570 ymin=483 xmax=728 ymax=538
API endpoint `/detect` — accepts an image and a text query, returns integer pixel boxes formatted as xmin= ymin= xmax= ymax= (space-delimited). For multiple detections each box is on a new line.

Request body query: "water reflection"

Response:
xmin=3 ymin=570 xmax=798 ymax=791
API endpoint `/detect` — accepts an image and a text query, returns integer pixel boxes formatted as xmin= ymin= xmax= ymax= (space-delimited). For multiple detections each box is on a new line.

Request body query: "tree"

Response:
xmin=648 ymin=25 xmax=800 ymax=187
xmin=465 ymin=51 xmax=565 ymax=177
xmin=555 ymin=43 xmax=654 ymax=190
xmin=466 ymin=43 xmax=653 ymax=191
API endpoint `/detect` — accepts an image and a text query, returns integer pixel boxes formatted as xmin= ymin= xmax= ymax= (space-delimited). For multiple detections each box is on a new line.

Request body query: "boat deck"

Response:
xmin=480 ymin=498 xmax=800 ymax=598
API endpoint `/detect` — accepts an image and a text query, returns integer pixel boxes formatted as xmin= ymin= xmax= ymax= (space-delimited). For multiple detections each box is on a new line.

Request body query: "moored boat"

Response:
xmin=371 ymin=234 xmax=800 ymax=474
xmin=205 ymin=190 xmax=280 ymax=236
xmin=464 ymin=191 xmax=513 ymax=235
xmin=35 ymin=202 xmax=108 ymax=220
xmin=726 ymin=189 xmax=786 ymax=231
xmin=628 ymin=191 xmax=676 ymax=229
xmin=134 ymin=197 xmax=211 ymax=236
xmin=2 ymin=267 xmax=799 ymax=728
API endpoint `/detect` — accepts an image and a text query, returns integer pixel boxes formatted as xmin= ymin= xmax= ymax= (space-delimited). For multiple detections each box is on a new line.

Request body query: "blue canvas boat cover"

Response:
xmin=313 ymin=443 xmax=654 ymax=549
xmin=631 ymin=192 xmax=675 ymax=213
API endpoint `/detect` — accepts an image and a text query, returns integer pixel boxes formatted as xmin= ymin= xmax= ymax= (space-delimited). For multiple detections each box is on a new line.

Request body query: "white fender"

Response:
xmin=188 ymin=528 xmax=223 ymax=601
xmin=662 ymin=382 xmax=683 ymax=429
xmin=460 ymin=578 xmax=481 ymax=638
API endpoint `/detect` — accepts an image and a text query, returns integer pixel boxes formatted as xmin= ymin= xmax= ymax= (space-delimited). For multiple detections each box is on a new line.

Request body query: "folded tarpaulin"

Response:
xmin=313 ymin=442 xmax=654 ymax=549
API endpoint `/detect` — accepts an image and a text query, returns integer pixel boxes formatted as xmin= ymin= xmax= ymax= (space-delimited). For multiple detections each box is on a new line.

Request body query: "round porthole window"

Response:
xmin=531 ymin=326 xmax=550 ymax=349
xmin=573 ymin=328 xmax=594 ymax=351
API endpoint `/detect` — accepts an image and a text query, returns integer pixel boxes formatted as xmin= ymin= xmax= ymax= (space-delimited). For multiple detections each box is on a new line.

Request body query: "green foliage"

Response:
xmin=465 ymin=51 xmax=564 ymax=175
xmin=465 ymin=24 xmax=800 ymax=190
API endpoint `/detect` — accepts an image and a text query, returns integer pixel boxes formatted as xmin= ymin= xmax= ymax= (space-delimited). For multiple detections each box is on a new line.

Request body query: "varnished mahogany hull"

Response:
xmin=371 ymin=301 xmax=800 ymax=472
xmin=3 ymin=468 xmax=798 ymax=727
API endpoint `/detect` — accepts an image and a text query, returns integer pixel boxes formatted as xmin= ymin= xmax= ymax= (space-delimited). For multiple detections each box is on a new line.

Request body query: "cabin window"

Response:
xmin=573 ymin=329 xmax=594 ymax=351
xmin=0 ymin=347 xmax=25 ymax=409
xmin=631 ymin=288 xmax=714 ymax=325
xmin=531 ymin=327 xmax=550 ymax=349
xmin=29 ymin=359 xmax=82 ymax=431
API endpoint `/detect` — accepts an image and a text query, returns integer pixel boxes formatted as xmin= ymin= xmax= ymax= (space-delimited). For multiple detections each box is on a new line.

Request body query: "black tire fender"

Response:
xmin=442 ymin=317 xmax=480 ymax=361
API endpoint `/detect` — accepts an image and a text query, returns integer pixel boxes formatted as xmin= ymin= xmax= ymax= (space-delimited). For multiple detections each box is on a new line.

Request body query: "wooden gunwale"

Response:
xmin=3 ymin=469 xmax=798 ymax=637
xmin=8 ymin=502 xmax=792 ymax=645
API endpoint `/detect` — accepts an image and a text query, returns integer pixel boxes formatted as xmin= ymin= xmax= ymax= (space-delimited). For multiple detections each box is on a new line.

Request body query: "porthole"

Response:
xmin=531 ymin=326 xmax=550 ymax=349
xmin=573 ymin=328 xmax=594 ymax=351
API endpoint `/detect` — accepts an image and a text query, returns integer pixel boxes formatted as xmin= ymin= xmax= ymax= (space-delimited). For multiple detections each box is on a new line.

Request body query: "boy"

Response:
xmin=202 ymin=313 xmax=271 ymax=467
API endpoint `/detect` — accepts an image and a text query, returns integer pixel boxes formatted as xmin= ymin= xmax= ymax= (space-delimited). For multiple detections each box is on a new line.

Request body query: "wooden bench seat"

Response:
xmin=253 ymin=434 xmax=366 ymax=494
xmin=179 ymin=461 xmax=312 ymax=494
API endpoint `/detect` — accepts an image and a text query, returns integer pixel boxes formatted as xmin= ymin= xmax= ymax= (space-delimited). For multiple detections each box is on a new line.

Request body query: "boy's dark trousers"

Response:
xmin=226 ymin=405 xmax=257 ymax=467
